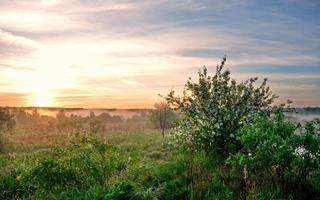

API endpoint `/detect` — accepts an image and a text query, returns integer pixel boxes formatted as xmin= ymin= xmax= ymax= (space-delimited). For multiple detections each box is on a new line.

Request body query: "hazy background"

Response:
xmin=23 ymin=108 xmax=149 ymax=119
xmin=17 ymin=107 xmax=320 ymax=123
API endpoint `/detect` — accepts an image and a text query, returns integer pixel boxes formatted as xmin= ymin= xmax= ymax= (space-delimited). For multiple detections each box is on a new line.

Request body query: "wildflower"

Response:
xmin=16 ymin=175 xmax=22 ymax=181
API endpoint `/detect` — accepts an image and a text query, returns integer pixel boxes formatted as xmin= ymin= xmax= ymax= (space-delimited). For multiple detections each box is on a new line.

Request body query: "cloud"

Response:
xmin=0 ymin=11 xmax=86 ymax=33
xmin=0 ymin=29 xmax=37 ymax=47
xmin=0 ymin=0 xmax=319 ymax=107
xmin=120 ymin=78 xmax=146 ymax=88
xmin=0 ymin=92 xmax=30 ymax=105
xmin=0 ymin=29 xmax=38 ymax=56
xmin=0 ymin=29 xmax=39 ymax=72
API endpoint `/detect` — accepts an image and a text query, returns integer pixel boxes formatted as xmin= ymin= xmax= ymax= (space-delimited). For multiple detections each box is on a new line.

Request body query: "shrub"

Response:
xmin=27 ymin=158 xmax=82 ymax=189
xmin=227 ymin=115 xmax=320 ymax=199
xmin=104 ymin=180 xmax=136 ymax=200
xmin=165 ymin=58 xmax=276 ymax=154
xmin=0 ymin=170 xmax=29 ymax=199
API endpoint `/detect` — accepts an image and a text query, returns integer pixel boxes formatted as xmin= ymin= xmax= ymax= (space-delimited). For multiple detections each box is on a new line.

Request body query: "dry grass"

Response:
xmin=3 ymin=131 xmax=70 ymax=153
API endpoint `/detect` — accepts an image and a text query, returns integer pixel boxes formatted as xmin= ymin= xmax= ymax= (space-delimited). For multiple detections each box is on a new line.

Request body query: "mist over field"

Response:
xmin=285 ymin=112 xmax=320 ymax=122
xmin=285 ymin=108 xmax=320 ymax=122
xmin=22 ymin=108 xmax=150 ymax=119
xmin=14 ymin=107 xmax=320 ymax=122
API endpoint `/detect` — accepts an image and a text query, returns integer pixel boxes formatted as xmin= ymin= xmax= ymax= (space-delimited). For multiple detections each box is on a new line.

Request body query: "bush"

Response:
xmin=227 ymin=115 xmax=320 ymax=199
xmin=104 ymin=180 xmax=136 ymax=200
xmin=0 ymin=170 xmax=30 ymax=199
xmin=28 ymin=158 xmax=81 ymax=189
xmin=165 ymin=58 xmax=276 ymax=154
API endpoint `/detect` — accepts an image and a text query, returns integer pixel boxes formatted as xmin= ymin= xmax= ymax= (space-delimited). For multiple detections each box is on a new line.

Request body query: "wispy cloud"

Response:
xmin=0 ymin=0 xmax=319 ymax=107
xmin=0 ymin=29 xmax=38 ymax=59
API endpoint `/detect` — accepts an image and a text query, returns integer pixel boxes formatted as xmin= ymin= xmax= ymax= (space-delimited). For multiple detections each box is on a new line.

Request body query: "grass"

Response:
xmin=1 ymin=130 xmax=196 ymax=199
xmin=1 ymin=126 xmax=317 ymax=199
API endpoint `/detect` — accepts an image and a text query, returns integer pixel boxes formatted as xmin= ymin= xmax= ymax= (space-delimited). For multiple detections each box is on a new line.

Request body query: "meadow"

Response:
xmin=1 ymin=109 xmax=319 ymax=200
xmin=0 ymin=110 xmax=226 ymax=200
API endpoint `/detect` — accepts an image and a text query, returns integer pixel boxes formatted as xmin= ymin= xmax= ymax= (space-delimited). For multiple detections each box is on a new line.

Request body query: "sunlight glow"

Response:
xmin=29 ymin=91 xmax=54 ymax=107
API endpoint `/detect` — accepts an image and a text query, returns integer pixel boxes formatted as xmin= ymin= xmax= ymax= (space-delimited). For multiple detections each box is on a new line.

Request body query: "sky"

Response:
xmin=0 ymin=0 xmax=319 ymax=108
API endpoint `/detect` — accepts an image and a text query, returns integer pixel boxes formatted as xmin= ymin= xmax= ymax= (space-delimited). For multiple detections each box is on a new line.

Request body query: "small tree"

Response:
xmin=0 ymin=107 xmax=16 ymax=150
xmin=0 ymin=107 xmax=15 ymax=132
xmin=56 ymin=109 xmax=67 ymax=132
xmin=89 ymin=119 xmax=106 ymax=134
xmin=151 ymin=102 xmax=177 ymax=137
xmin=165 ymin=57 xmax=277 ymax=154
xmin=56 ymin=110 xmax=86 ymax=134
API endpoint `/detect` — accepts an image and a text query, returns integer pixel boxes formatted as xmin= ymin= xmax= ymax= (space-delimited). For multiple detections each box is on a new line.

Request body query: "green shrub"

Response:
xmin=227 ymin=115 xmax=320 ymax=199
xmin=309 ymin=169 xmax=320 ymax=191
xmin=0 ymin=170 xmax=29 ymax=199
xmin=104 ymin=180 xmax=136 ymax=200
xmin=165 ymin=58 xmax=276 ymax=154
xmin=162 ymin=178 xmax=188 ymax=200
xmin=27 ymin=158 xmax=82 ymax=189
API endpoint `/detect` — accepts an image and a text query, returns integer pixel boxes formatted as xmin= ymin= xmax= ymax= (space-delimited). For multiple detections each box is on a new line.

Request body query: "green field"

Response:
xmin=1 ymin=122 xmax=319 ymax=200
xmin=1 ymin=129 xmax=232 ymax=200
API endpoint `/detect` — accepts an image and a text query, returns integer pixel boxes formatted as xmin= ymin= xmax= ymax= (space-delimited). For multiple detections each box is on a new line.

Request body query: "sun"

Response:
xmin=30 ymin=91 xmax=54 ymax=107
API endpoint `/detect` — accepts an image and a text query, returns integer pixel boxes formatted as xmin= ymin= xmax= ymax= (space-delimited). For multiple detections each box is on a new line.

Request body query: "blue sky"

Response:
xmin=0 ymin=0 xmax=319 ymax=108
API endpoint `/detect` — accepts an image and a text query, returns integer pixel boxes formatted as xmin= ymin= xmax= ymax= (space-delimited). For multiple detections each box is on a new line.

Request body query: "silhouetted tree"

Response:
xmin=89 ymin=119 xmax=105 ymax=134
xmin=151 ymin=102 xmax=177 ymax=137
xmin=0 ymin=107 xmax=15 ymax=133
xmin=0 ymin=107 xmax=16 ymax=150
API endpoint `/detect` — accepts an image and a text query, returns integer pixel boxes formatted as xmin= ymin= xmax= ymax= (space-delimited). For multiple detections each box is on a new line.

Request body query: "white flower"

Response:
xmin=294 ymin=146 xmax=306 ymax=157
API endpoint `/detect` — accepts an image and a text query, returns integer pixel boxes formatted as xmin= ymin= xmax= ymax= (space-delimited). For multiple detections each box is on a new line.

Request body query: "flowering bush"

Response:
xmin=165 ymin=58 xmax=276 ymax=154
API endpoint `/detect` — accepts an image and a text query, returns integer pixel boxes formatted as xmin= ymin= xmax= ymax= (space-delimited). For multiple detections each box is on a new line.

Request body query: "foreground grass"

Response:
xmin=1 ymin=130 xmax=313 ymax=200
xmin=0 ymin=130 xmax=237 ymax=200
